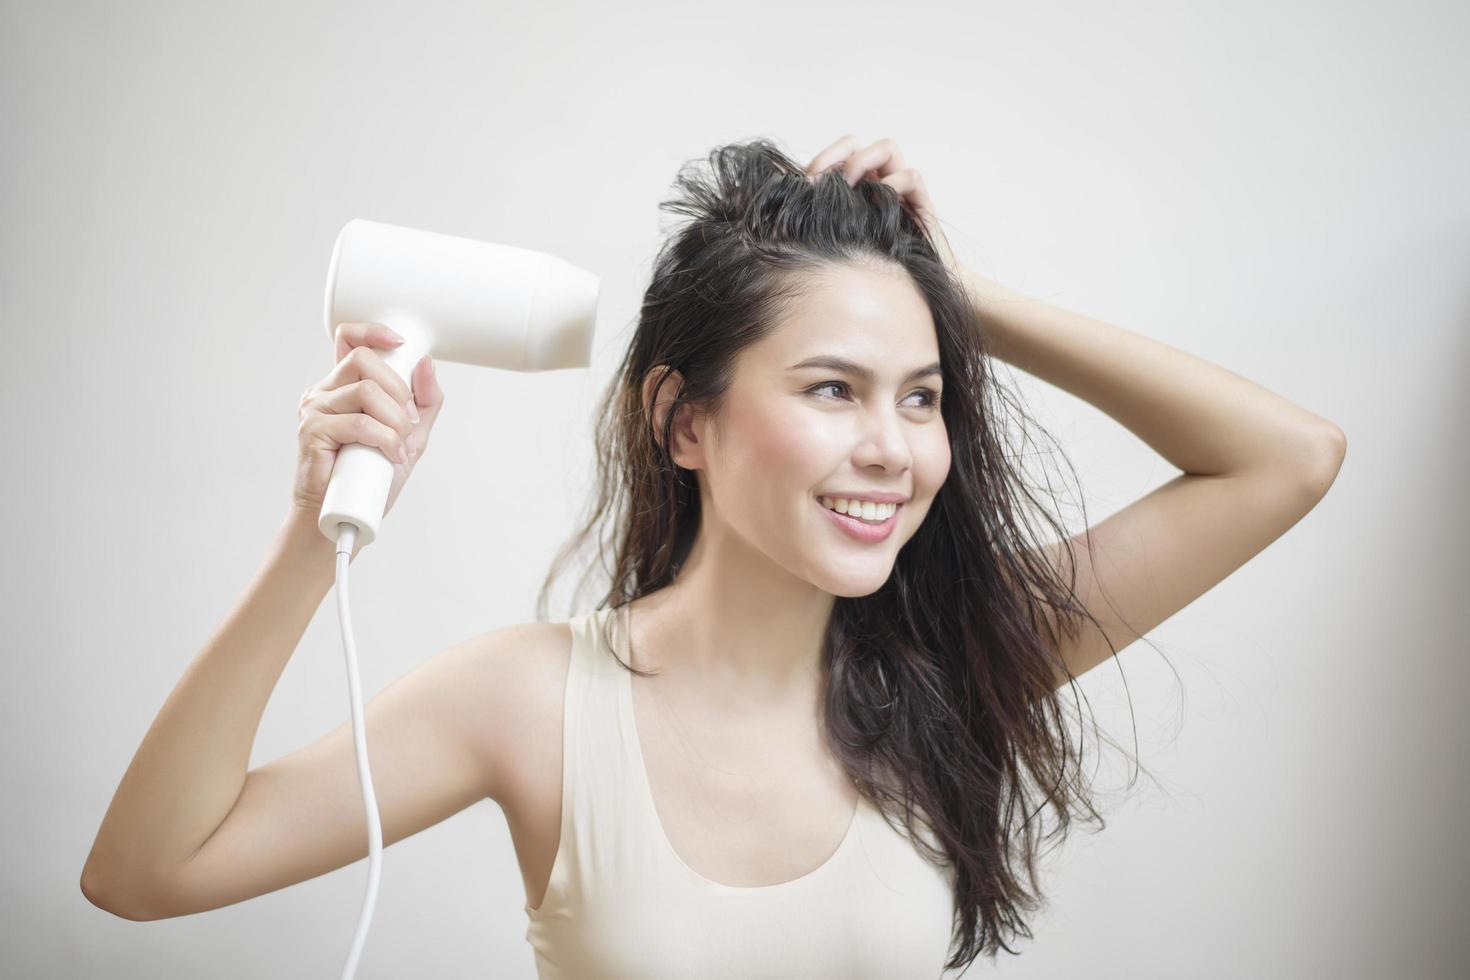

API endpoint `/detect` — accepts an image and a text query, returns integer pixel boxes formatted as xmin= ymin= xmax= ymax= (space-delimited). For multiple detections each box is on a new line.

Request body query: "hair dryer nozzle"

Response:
xmin=525 ymin=254 xmax=600 ymax=371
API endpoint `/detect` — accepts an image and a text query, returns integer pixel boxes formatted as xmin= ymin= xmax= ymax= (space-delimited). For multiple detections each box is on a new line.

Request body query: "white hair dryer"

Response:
xmin=315 ymin=218 xmax=600 ymax=979
xmin=318 ymin=218 xmax=600 ymax=549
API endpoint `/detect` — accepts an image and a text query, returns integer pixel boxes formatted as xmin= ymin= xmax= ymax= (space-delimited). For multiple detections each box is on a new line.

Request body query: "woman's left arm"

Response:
xmin=965 ymin=270 xmax=1347 ymax=689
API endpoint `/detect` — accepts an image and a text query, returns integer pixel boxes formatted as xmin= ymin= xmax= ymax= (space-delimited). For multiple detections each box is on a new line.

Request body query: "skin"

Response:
xmin=632 ymin=259 xmax=952 ymax=718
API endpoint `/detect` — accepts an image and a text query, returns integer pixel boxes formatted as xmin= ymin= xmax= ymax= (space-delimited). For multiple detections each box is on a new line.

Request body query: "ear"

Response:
xmin=641 ymin=364 xmax=706 ymax=472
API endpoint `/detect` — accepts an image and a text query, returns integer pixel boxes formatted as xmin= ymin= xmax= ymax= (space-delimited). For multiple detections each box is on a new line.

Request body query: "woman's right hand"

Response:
xmin=291 ymin=321 xmax=445 ymax=520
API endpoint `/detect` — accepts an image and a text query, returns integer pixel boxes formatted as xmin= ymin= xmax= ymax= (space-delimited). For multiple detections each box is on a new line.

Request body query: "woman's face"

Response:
xmin=696 ymin=260 xmax=952 ymax=597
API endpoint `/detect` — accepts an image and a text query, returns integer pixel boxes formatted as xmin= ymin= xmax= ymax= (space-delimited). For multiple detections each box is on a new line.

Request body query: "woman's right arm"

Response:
xmin=79 ymin=509 xmax=356 ymax=912
xmin=76 ymin=320 xmax=511 ymax=922
xmin=80 ymin=501 xmax=541 ymax=921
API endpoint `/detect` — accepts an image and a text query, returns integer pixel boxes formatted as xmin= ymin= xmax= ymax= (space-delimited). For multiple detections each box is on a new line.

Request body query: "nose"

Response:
xmin=851 ymin=406 xmax=913 ymax=474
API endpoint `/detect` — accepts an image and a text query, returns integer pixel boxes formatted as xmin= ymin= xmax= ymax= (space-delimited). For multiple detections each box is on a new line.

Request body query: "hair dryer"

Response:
xmin=314 ymin=218 xmax=600 ymax=979
xmin=318 ymin=218 xmax=600 ymax=550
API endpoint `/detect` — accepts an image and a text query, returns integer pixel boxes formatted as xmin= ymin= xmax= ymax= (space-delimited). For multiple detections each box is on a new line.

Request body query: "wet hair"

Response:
xmin=536 ymin=137 xmax=1164 ymax=973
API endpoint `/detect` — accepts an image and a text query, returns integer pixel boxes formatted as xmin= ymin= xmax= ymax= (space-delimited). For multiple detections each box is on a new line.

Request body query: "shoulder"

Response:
xmin=485 ymin=619 xmax=575 ymax=684
xmin=460 ymin=619 xmax=575 ymax=806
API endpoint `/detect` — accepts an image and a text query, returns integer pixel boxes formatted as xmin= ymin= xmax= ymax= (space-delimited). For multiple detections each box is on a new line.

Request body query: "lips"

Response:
xmin=817 ymin=496 xmax=900 ymax=543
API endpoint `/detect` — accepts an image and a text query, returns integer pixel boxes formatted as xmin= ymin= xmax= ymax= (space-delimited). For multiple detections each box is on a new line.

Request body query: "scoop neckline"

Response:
xmin=610 ymin=603 xmax=863 ymax=893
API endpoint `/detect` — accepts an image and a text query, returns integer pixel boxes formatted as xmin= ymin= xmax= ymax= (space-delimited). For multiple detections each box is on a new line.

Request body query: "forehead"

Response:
xmin=750 ymin=262 xmax=938 ymax=366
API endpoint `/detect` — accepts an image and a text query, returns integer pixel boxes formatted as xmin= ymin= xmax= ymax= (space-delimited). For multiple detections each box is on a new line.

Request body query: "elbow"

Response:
xmin=1301 ymin=423 xmax=1347 ymax=499
xmin=81 ymin=865 xmax=114 ymax=915
xmin=81 ymin=865 xmax=159 ymax=922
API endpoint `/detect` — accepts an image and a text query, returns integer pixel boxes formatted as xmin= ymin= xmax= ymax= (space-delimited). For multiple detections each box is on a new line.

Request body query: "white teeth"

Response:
xmin=819 ymin=496 xmax=898 ymax=523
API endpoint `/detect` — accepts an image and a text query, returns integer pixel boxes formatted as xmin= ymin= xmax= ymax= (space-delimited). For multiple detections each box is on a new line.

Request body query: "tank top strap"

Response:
xmin=526 ymin=604 xmax=647 ymax=924
xmin=573 ymin=603 xmax=647 ymax=842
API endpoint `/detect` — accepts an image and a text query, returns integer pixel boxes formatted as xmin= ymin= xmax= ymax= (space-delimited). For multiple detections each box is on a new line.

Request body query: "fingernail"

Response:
xmin=405 ymin=398 xmax=420 ymax=423
xmin=387 ymin=328 xmax=405 ymax=342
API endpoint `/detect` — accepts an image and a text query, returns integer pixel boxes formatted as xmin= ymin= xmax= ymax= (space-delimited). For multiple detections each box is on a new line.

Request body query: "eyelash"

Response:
xmin=806 ymin=380 xmax=942 ymax=408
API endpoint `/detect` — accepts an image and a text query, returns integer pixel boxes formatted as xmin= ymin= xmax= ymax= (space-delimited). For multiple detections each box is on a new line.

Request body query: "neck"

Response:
xmin=628 ymin=512 xmax=835 ymax=712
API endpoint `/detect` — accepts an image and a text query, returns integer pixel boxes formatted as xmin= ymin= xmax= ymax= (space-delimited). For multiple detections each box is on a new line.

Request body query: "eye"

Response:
xmin=806 ymin=380 xmax=942 ymax=408
xmin=807 ymin=380 xmax=850 ymax=400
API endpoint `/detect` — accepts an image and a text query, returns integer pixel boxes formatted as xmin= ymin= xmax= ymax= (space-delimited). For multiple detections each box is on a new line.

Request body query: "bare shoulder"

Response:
xmin=469 ymin=619 xmax=573 ymax=809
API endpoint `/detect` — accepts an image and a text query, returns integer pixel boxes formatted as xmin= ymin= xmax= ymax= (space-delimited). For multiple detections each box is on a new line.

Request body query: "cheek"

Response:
xmin=739 ymin=401 xmax=828 ymax=472
xmin=711 ymin=399 xmax=825 ymax=510
xmin=919 ymin=427 xmax=952 ymax=492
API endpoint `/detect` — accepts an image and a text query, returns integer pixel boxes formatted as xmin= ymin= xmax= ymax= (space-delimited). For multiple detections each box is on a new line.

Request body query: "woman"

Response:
xmin=81 ymin=135 xmax=1346 ymax=978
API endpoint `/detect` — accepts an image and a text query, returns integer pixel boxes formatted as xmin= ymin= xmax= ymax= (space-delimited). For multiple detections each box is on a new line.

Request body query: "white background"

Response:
xmin=5 ymin=0 xmax=1465 ymax=977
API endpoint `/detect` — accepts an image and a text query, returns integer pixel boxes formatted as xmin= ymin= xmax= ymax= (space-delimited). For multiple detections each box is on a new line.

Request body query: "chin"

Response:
xmin=812 ymin=563 xmax=896 ymax=599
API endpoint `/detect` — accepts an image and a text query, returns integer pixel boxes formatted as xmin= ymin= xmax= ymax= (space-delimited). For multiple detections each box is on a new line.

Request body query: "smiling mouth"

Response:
xmin=815 ymin=494 xmax=902 ymax=525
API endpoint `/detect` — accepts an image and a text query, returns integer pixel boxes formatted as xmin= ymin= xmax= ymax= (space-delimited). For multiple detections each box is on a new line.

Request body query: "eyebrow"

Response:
xmin=786 ymin=355 xmax=943 ymax=385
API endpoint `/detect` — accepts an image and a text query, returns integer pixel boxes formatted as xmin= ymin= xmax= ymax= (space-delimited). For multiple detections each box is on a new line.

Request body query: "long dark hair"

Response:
xmin=536 ymin=137 xmax=1158 ymax=974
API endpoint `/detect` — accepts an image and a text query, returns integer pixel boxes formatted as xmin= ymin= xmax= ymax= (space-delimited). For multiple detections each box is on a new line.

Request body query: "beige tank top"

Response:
xmin=523 ymin=603 xmax=959 ymax=978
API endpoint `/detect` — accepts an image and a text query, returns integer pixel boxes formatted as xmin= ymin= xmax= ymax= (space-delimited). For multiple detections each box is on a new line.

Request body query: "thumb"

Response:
xmin=411 ymin=355 xmax=443 ymax=411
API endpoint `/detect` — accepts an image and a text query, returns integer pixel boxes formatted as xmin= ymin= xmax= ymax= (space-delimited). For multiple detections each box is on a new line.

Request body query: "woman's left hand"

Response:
xmin=804 ymin=135 xmax=965 ymax=282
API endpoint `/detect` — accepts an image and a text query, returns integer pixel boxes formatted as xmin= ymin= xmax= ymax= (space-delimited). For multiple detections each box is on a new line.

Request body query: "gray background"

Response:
xmin=5 ymin=0 xmax=1466 ymax=976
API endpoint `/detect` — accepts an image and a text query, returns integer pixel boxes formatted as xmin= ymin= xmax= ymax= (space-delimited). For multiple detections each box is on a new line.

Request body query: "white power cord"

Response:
xmin=332 ymin=521 xmax=382 ymax=980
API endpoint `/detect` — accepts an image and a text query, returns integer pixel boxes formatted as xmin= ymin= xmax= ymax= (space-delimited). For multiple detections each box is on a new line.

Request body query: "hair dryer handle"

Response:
xmin=317 ymin=331 xmax=431 ymax=548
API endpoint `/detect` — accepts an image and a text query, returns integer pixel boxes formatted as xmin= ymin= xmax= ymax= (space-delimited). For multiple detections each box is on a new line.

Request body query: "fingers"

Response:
xmin=335 ymin=344 xmax=413 ymax=406
xmin=805 ymin=134 xmax=861 ymax=180
xmin=403 ymin=354 xmax=446 ymax=458
xmin=304 ymin=326 xmax=426 ymax=450
xmin=805 ymin=136 xmax=961 ymax=276
xmin=805 ymin=136 xmax=906 ymax=186
xmin=305 ymin=408 xmax=410 ymax=466
xmin=305 ymin=376 xmax=416 ymax=449
xmin=878 ymin=167 xmax=937 ymax=223
xmin=409 ymin=350 xmax=441 ymax=412
xmin=840 ymin=137 xmax=906 ymax=186
xmin=881 ymin=169 xmax=958 ymax=272
xmin=320 ymin=324 xmax=412 ymax=404
xmin=321 ymin=322 xmax=446 ymax=421
xmin=333 ymin=320 xmax=403 ymax=367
